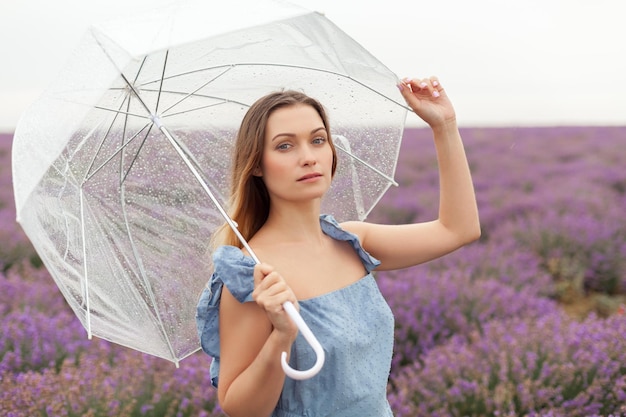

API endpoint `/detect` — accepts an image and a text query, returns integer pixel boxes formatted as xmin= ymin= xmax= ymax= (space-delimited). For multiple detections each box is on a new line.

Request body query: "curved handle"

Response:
xmin=280 ymin=301 xmax=325 ymax=380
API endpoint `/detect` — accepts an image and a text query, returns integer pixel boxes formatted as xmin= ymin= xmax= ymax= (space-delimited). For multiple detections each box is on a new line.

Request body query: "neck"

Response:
xmin=262 ymin=201 xmax=324 ymax=244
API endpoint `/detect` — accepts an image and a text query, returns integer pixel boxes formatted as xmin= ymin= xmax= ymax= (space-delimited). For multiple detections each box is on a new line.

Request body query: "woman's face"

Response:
xmin=258 ymin=104 xmax=333 ymax=205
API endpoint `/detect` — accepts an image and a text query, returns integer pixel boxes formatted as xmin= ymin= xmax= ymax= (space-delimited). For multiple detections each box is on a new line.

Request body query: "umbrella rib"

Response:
xmin=119 ymin=80 xmax=133 ymax=184
xmin=122 ymin=124 xmax=153 ymax=185
xmin=333 ymin=136 xmax=366 ymax=219
xmin=163 ymin=100 xmax=244 ymax=118
xmin=158 ymin=65 xmax=234 ymax=116
xmin=84 ymin=123 xmax=152 ymax=182
xmin=93 ymin=106 xmax=150 ymax=120
xmin=333 ymin=136 xmax=399 ymax=187
xmin=119 ymin=71 xmax=155 ymax=117
xmin=83 ymin=93 xmax=135 ymax=183
xmin=243 ymin=63 xmax=411 ymax=111
xmin=78 ymin=187 xmax=92 ymax=339
xmin=153 ymin=50 xmax=169 ymax=116
xmin=118 ymin=87 xmax=152 ymax=186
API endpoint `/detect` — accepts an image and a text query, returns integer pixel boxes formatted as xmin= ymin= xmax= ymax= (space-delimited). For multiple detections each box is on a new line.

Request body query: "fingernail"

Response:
xmin=432 ymin=91 xmax=440 ymax=98
xmin=397 ymin=83 xmax=404 ymax=92
xmin=432 ymin=80 xmax=439 ymax=87
xmin=419 ymin=82 xmax=428 ymax=88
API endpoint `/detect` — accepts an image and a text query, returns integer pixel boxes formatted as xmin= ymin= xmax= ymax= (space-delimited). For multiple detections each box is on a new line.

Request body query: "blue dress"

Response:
xmin=196 ymin=214 xmax=395 ymax=417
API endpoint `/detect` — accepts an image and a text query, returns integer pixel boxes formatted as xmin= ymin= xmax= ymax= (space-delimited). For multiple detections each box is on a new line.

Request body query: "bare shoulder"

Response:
xmin=339 ymin=220 xmax=404 ymax=245
xmin=339 ymin=220 xmax=367 ymax=240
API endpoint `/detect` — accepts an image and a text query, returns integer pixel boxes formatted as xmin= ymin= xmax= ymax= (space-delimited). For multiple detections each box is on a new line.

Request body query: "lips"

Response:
xmin=297 ymin=172 xmax=323 ymax=181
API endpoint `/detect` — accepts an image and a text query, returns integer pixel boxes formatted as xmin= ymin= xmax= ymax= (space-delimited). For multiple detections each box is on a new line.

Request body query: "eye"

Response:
xmin=312 ymin=136 xmax=327 ymax=145
xmin=276 ymin=142 xmax=292 ymax=151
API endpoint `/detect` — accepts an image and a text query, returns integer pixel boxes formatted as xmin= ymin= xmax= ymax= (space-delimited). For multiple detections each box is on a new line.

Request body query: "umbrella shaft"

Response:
xmin=158 ymin=122 xmax=323 ymax=380
xmin=157 ymin=123 xmax=260 ymax=264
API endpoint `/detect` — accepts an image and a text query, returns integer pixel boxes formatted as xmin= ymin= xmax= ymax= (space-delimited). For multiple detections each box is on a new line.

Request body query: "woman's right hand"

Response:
xmin=252 ymin=263 xmax=299 ymax=340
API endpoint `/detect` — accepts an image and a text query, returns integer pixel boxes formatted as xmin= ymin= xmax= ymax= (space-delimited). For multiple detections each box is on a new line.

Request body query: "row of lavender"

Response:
xmin=2 ymin=127 xmax=626 ymax=416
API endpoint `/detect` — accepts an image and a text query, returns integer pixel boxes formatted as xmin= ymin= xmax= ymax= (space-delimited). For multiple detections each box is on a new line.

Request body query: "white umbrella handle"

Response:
xmin=281 ymin=300 xmax=325 ymax=379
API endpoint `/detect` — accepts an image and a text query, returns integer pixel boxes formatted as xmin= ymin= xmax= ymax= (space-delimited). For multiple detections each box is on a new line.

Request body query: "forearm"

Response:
xmin=431 ymin=119 xmax=480 ymax=242
xmin=220 ymin=329 xmax=294 ymax=417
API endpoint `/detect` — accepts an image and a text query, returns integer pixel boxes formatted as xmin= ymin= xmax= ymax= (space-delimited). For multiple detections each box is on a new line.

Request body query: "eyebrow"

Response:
xmin=271 ymin=127 xmax=327 ymax=142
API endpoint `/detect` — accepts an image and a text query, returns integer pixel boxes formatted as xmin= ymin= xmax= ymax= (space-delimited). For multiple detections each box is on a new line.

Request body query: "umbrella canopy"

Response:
xmin=12 ymin=0 xmax=408 ymax=367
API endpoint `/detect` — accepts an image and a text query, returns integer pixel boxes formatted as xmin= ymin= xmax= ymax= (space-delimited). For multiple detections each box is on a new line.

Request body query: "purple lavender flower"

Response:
xmin=388 ymin=311 xmax=626 ymax=417
xmin=379 ymin=267 xmax=559 ymax=371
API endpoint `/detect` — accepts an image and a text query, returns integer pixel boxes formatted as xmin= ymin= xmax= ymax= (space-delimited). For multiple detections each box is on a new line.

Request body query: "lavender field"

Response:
xmin=2 ymin=127 xmax=626 ymax=417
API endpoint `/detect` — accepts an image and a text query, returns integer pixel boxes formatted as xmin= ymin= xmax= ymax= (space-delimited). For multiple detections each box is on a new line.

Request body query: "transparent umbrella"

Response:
xmin=11 ymin=0 xmax=408 ymax=376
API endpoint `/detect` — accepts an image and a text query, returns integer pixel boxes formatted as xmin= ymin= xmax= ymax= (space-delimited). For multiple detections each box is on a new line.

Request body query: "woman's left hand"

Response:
xmin=398 ymin=76 xmax=456 ymax=129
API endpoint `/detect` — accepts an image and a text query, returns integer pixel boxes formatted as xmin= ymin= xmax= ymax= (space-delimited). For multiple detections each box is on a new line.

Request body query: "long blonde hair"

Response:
xmin=211 ymin=90 xmax=338 ymax=249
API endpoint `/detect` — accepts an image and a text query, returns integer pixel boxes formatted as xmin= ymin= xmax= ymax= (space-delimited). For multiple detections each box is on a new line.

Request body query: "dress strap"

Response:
xmin=319 ymin=214 xmax=381 ymax=272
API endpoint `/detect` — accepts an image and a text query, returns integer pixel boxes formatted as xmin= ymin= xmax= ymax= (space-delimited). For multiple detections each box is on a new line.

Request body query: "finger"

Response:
xmin=254 ymin=284 xmax=297 ymax=314
xmin=406 ymin=77 xmax=428 ymax=91
xmin=399 ymin=77 xmax=440 ymax=100
xmin=397 ymin=78 xmax=426 ymax=109
xmin=256 ymin=262 xmax=274 ymax=276
xmin=414 ymin=77 xmax=443 ymax=97
xmin=264 ymin=292 xmax=296 ymax=313
xmin=402 ymin=77 xmax=426 ymax=93
xmin=414 ymin=77 xmax=440 ymax=98
xmin=252 ymin=271 xmax=293 ymax=305
xmin=397 ymin=78 xmax=416 ymax=98
xmin=257 ymin=272 xmax=287 ymax=295
xmin=253 ymin=263 xmax=274 ymax=287
xmin=430 ymin=77 xmax=444 ymax=98
xmin=415 ymin=79 xmax=429 ymax=92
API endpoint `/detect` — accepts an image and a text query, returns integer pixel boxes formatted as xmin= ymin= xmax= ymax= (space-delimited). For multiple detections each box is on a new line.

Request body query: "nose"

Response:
xmin=300 ymin=144 xmax=317 ymax=166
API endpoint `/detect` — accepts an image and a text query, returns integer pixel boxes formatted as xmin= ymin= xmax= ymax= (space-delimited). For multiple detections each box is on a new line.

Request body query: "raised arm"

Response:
xmin=342 ymin=77 xmax=480 ymax=270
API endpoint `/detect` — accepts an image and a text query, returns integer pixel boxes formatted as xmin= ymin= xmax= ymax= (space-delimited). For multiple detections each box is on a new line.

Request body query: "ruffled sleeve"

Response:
xmin=319 ymin=214 xmax=381 ymax=272
xmin=195 ymin=245 xmax=256 ymax=387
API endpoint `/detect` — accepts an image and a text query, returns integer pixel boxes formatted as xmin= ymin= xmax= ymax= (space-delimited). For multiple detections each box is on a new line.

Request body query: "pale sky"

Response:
xmin=1 ymin=0 xmax=625 ymax=132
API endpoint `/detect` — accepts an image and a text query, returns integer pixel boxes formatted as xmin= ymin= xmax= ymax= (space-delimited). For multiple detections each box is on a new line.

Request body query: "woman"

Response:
xmin=196 ymin=77 xmax=480 ymax=417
